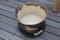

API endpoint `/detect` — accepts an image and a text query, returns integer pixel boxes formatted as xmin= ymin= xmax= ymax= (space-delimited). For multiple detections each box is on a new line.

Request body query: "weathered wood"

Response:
xmin=0 ymin=21 xmax=45 ymax=40
xmin=0 ymin=0 xmax=60 ymax=17
xmin=27 ymin=0 xmax=60 ymax=16
xmin=7 ymin=0 xmax=24 ymax=6
xmin=1 ymin=15 xmax=60 ymax=37
xmin=0 ymin=0 xmax=60 ymax=35
xmin=20 ymin=0 xmax=39 ymax=2
xmin=46 ymin=19 xmax=60 ymax=29
xmin=0 ymin=20 xmax=60 ymax=40
xmin=19 ymin=0 xmax=53 ymax=9
xmin=0 ymin=0 xmax=52 ymax=10
xmin=0 ymin=4 xmax=60 ymax=28
xmin=0 ymin=29 xmax=25 ymax=40
xmin=0 ymin=0 xmax=60 ymax=18
xmin=47 ymin=14 xmax=60 ymax=23
xmin=0 ymin=15 xmax=17 ymax=27
xmin=0 ymin=0 xmax=17 ymax=8
xmin=0 ymin=0 xmax=60 ymax=23
xmin=46 ymin=0 xmax=55 ymax=2
xmin=39 ymin=0 xmax=53 ymax=7
xmin=0 ymin=4 xmax=15 ymax=13
xmin=0 ymin=0 xmax=60 ymax=20
xmin=0 ymin=7 xmax=60 ymax=23
xmin=45 ymin=25 xmax=60 ymax=37
xmin=0 ymin=4 xmax=60 ymax=36
xmin=0 ymin=0 xmax=24 ymax=8
xmin=0 ymin=0 xmax=60 ymax=40
xmin=20 ymin=0 xmax=54 ymax=3
xmin=0 ymin=9 xmax=16 ymax=19
xmin=40 ymin=32 xmax=60 ymax=40
xmin=37 ymin=0 xmax=60 ymax=16
xmin=1 ymin=13 xmax=60 ymax=29
xmin=0 ymin=37 xmax=5 ymax=40
xmin=38 ymin=1 xmax=60 ymax=16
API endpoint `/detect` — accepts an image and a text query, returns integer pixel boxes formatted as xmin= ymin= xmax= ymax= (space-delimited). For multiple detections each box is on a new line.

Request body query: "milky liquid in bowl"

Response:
xmin=18 ymin=5 xmax=46 ymax=25
xmin=20 ymin=14 xmax=43 ymax=25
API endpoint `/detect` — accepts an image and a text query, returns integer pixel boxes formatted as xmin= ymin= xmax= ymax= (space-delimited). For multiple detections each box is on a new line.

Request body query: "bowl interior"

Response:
xmin=17 ymin=3 xmax=47 ymax=25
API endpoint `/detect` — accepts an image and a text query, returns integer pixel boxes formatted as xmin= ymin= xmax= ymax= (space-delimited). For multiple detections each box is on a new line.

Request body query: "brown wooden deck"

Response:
xmin=0 ymin=0 xmax=60 ymax=40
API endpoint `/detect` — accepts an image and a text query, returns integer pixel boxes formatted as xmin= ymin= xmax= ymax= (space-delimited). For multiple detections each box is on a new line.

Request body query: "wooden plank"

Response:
xmin=1 ymin=15 xmax=60 ymax=37
xmin=0 ymin=37 xmax=5 ymax=40
xmin=1 ymin=0 xmax=60 ymax=14
xmin=0 ymin=4 xmax=15 ymax=13
xmin=7 ymin=0 xmax=24 ymax=6
xmin=38 ymin=0 xmax=60 ymax=11
xmin=19 ymin=0 xmax=39 ymax=2
xmin=0 ymin=0 xmax=60 ymax=34
xmin=0 ymin=20 xmax=60 ymax=40
xmin=38 ymin=0 xmax=60 ymax=17
xmin=47 ymin=10 xmax=60 ymax=17
xmin=46 ymin=0 xmax=55 ymax=2
xmin=0 ymin=0 xmax=24 ymax=8
xmin=0 ymin=15 xmax=17 ymax=27
xmin=0 ymin=1 xmax=59 ymax=35
xmin=20 ymin=0 xmax=60 ymax=17
xmin=19 ymin=0 xmax=53 ymax=9
xmin=0 ymin=0 xmax=52 ymax=10
xmin=20 ymin=0 xmax=54 ymax=3
xmin=38 ymin=0 xmax=60 ymax=14
xmin=0 ymin=8 xmax=60 ymax=24
xmin=47 ymin=14 xmax=60 ymax=23
xmin=0 ymin=29 xmax=25 ymax=40
xmin=1 ymin=13 xmax=60 ymax=29
xmin=0 ymin=0 xmax=60 ymax=21
xmin=1 ymin=8 xmax=60 ymax=28
xmin=0 ymin=9 xmax=16 ymax=19
xmin=0 ymin=1 xmax=60 ymax=23
xmin=0 ymin=0 xmax=17 ymax=9
xmin=0 ymin=0 xmax=60 ymax=18
xmin=46 ymin=19 xmax=60 ymax=29
xmin=40 ymin=32 xmax=60 ymax=40
xmin=38 ymin=0 xmax=54 ymax=8
xmin=0 ymin=21 xmax=45 ymax=40
xmin=0 ymin=0 xmax=60 ymax=38
xmin=45 ymin=25 xmax=60 ymax=37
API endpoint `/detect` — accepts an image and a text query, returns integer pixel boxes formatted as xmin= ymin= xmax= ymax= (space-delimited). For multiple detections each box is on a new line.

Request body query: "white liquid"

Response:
xmin=20 ymin=14 xmax=43 ymax=25
xmin=18 ymin=5 xmax=46 ymax=25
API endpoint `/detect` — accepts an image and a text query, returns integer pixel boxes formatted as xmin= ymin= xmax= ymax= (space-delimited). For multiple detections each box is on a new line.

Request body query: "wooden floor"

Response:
xmin=0 ymin=0 xmax=60 ymax=40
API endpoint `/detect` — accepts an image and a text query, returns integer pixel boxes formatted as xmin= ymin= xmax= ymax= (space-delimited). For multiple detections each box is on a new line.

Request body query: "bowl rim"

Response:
xmin=15 ymin=2 xmax=48 ymax=25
